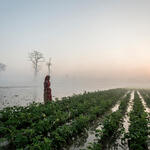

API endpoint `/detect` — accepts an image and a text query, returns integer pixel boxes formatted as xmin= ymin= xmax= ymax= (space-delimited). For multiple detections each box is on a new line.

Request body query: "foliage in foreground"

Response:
xmin=123 ymin=91 xmax=149 ymax=150
xmin=0 ymin=89 xmax=126 ymax=150
xmin=88 ymin=92 xmax=131 ymax=150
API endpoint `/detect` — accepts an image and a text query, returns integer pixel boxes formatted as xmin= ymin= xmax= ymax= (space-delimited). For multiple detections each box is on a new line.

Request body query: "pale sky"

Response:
xmin=0 ymin=0 xmax=150 ymax=87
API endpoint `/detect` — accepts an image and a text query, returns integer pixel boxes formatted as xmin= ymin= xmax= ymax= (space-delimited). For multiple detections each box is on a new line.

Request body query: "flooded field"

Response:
xmin=67 ymin=91 xmax=130 ymax=150
xmin=110 ymin=91 xmax=134 ymax=150
xmin=0 ymin=89 xmax=126 ymax=150
xmin=0 ymin=83 xmax=119 ymax=110
xmin=0 ymin=86 xmax=84 ymax=110
xmin=0 ymin=86 xmax=43 ymax=110
xmin=1 ymin=89 xmax=150 ymax=150
xmin=67 ymin=90 xmax=150 ymax=150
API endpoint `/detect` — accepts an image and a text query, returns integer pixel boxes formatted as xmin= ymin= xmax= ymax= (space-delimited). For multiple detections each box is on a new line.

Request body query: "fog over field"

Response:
xmin=1 ymin=0 xmax=150 ymax=92
xmin=1 ymin=2 xmax=150 ymax=149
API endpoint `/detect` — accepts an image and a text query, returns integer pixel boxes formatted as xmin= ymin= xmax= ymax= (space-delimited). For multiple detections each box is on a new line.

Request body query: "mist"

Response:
xmin=1 ymin=0 xmax=150 ymax=94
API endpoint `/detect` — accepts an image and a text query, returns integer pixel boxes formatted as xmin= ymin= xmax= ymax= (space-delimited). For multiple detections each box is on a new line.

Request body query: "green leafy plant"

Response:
xmin=88 ymin=92 xmax=131 ymax=150
xmin=0 ymin=88 xmax=127 ymax=149
xmin=123 ymin=91 xmax=149 ymax=150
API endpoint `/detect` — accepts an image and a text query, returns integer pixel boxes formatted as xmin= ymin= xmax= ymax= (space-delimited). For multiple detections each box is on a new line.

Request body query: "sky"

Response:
xmin=0 ymin=0 xmax=150 ymax=89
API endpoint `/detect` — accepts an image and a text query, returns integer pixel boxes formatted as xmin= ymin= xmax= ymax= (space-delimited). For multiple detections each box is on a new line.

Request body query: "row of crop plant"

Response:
xmin=88 ymin=91 xmax=149 ymax=150
xmin=27 ymin=89 xmax=127 ymax=150
xmin=0 ymin=89 xmax=126 ymax=129
xmin=87 ymin=91 xmax=131 ymax=150
xmin=0 ymin=89 xmax=126 ymax=137
xmin=139 ymin=89 xmax=150 ymax=108
xmin=123 ymin=91 xmax=149 ymax=150
xmin=0 ymin=88 xmax=127 ymax=150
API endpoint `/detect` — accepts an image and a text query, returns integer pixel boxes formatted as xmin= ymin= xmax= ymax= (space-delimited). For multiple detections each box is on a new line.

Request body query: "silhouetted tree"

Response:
xmin=0 ymin=63 xmax=6 ymax=72
xmin=46 ymin=58 xmax=52 ymax=76
xmin=29 ymin=50 xmax=44 ymax=77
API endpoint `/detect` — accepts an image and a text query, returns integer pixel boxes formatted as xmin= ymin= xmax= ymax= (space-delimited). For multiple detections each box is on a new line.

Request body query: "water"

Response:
xmin=111 ymin=91 xmax=131 ymax=114
xmin=0 ymin=81 xmax=121 ymax=110
xmin=0 ymin=86 xmax=43 ymax=110
xmin=123 ymin=91 xmax=134 ymax=133
xmin=111 ymin=101 xmax=120 ymax=112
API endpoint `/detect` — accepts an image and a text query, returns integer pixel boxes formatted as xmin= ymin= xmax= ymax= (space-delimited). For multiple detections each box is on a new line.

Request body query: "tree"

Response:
xmin=29 ymin=50 xmax=44 ymax=77
xmin=0 ymin=63 xmax=6 ymax=72
xmin=46 ymin=58 xmax=52 ymax=76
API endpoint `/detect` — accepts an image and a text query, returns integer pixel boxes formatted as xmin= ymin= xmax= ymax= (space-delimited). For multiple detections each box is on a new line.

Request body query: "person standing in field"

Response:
xmin=44 ymin=75 xmax=52 ymax=103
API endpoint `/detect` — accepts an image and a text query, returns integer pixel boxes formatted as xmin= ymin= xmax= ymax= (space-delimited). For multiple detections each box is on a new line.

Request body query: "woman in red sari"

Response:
xmin=44 ymin=75 xmax=52 ymax=103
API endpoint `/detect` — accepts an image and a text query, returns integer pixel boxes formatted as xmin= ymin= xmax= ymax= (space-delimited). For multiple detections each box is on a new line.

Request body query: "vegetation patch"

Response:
xmin=0 ymin=89 xmax=126 ymax=150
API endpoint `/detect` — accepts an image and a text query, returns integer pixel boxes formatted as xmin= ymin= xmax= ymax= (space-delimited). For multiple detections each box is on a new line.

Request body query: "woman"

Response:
xmin=44 ymin=75 xmax=52 ymax=103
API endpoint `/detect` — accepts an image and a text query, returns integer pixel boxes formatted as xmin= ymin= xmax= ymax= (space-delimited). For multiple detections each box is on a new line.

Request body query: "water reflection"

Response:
xmin=0 ymin=86 xmax=43 ymax=110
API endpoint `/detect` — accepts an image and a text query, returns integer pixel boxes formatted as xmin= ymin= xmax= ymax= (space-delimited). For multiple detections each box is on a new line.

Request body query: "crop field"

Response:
xmin=0 ymin=88 xmax=150 ymax=150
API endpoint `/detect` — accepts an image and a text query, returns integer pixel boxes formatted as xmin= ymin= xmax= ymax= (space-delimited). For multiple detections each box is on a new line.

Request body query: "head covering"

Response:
xmin=45 ymin=75 xmax=50 ymax=81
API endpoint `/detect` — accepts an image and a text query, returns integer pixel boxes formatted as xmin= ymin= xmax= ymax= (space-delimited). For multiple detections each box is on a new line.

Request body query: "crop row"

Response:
xmin=87 ymin=92 xmax=131 ymax=150
xmin=0 ymin=89 xmax=127 ymax=149
xmin=37 ymin=89 xmax=128 ymax=150
xmin=1 ymin=89 xmax=126 ymax=125
xmin=89 ymin=91 xmax=149 ymax=150
xmin=124 ymin=91 xmax=149 ymax=150
xmin=0 ymin=89 xmax=126 ymax=135
xmin=139 ymin=89 xmax=150 ymax=108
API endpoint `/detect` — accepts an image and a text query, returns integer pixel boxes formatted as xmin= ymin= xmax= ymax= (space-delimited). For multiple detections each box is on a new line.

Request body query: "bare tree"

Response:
xmin=46 ymin=58 xmax=52 ymax=76
xmin=29 ymin=50 xmax=44 ymax=77
xmin=0 ymin=63 xmax=6 ymax=72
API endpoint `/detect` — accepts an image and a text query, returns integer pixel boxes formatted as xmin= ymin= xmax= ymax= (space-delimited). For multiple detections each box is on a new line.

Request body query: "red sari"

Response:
xmin=44 ymin=75 xmax=52 ymax=103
